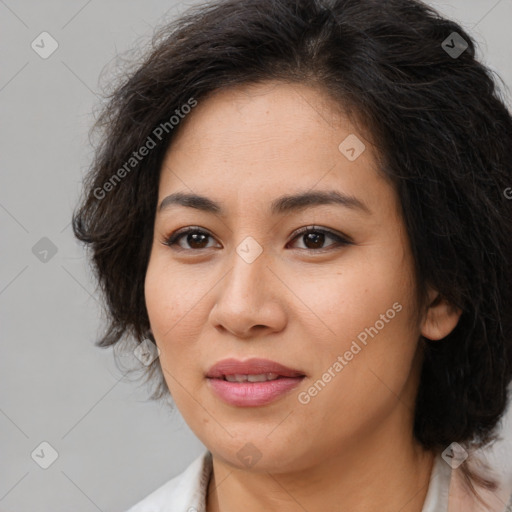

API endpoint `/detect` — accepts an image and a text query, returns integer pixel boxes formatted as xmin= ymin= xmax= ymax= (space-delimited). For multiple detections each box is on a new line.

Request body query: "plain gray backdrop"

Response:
xmin=1 ymin=1 xmax=512 ymax=511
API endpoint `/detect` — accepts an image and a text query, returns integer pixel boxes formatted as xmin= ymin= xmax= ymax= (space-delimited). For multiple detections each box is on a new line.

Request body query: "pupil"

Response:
xmin=305 ymin=232 xmax=323 ymax=249
xmin=189 ymin=233 xmax=207 ymax=248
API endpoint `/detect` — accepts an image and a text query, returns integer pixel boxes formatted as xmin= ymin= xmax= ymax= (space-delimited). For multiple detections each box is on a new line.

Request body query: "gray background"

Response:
xmin=1 ymin=1 xmax=512 ymax=511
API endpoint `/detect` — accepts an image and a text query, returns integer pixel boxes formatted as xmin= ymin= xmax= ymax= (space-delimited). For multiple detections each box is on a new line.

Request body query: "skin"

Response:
xmin=144 ymin=80 xmax=462 ymax=512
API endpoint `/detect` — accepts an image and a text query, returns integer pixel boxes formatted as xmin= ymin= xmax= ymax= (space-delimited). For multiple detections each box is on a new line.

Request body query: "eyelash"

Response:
xmin=161 ymin=225 xmax=352 ymax=253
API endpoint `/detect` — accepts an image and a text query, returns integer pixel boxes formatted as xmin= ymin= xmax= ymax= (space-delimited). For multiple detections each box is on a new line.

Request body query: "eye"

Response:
xmin=287 ymin=225 xmax=352 ymax=251
xmin=162 ymin=226 xmax=219 ymax=251
xmin=162 ymin=225 xmax=352 ymax=252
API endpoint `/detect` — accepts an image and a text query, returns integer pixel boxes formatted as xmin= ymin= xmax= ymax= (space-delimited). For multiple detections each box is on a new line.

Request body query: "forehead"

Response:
xmin=168 ymin=81 xmax=351 ymax=156
xmin=157 ymin=81 xmax=395 ymax=216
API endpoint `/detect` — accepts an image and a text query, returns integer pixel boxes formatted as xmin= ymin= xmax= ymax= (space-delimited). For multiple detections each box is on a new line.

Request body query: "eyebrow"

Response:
xmin=158 ymin=190 xmax=372 ymax=216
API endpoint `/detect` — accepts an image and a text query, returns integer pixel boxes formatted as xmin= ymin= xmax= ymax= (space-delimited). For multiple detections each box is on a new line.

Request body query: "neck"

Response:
xmin=206 ymin=432 xmax=436 ymax=512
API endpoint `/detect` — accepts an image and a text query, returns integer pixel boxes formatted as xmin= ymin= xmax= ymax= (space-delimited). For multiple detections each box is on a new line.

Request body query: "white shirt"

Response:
xmin=125 ymin=450 xmax=467 ymax=512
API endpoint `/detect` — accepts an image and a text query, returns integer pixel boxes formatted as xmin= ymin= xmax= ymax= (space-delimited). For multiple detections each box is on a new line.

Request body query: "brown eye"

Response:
xmin=288 ymin=226 xmax=352 ymax=251
xmin=183 ymin=232 xmax=210 ymax=249
xmin=162 ymin=225 xmax=352 ymax=252
xmin=301 ymin=231 xmax=326 ymax=249
xmin=163 ymin=227 xmax=218 ymax=250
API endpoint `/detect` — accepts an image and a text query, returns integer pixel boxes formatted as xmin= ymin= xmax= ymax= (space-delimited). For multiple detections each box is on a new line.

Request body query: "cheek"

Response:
xmin=144 ymin=256 xmax=202 ymax=369
xmin=297 ymin=304 xmax=419 ymax=446
xmin=295 ymin=244 xmax=419 ymax=395
xmin=145 ymin=252 xmax=204 ymax=335
xmin=145 ymin=261 xmax=205 ymax=411
xmin=337 ymin=253 xmax=418 ymax=377
xmin=285 ymin=249 xmax=415 ymax=348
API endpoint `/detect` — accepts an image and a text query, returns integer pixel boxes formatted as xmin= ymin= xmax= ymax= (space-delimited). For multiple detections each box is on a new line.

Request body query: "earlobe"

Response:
xmin=420 ymin=288 xmax=462 ymax=341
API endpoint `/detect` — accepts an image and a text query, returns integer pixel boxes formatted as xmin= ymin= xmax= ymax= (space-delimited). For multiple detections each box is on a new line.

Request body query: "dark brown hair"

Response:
xmin=73 ymin=0 xmax=512 ymax=501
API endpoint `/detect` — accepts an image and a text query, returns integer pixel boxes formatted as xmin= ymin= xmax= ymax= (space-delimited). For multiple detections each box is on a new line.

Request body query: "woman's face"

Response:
xmin=144 ymin=81 xmax=429 ymax=472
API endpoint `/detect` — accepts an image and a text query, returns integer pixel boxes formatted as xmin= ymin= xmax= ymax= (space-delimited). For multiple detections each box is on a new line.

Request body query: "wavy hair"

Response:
xmin=73 ymin=0 xmax=512 ymax=500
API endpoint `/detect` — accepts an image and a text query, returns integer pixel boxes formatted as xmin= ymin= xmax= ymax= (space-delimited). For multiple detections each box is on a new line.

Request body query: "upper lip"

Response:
xmin=206 ymin=358 xmax=306 ymax=379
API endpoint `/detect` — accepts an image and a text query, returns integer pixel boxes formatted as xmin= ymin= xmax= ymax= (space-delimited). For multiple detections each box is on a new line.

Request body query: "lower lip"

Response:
xmin=207 ymin=376 xmax=304 ymax=407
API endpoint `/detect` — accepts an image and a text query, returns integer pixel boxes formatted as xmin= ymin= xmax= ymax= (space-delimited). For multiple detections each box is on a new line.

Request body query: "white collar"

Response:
xmin=422 ymin=452 xmax=452 ymax=512
xmin=126 ymin=451 xmax=211 ymax=512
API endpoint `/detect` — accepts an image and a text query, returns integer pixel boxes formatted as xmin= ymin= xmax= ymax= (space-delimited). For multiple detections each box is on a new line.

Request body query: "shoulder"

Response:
xmin=125 ymin=450 xmax=212 ymax=512
xmin=448 ymin=449 xmax=512 ymax=512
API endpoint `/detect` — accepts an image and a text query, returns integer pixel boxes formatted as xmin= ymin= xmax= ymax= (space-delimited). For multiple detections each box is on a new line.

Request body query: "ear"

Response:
xmin=420 ymin=287 xmax=462 ymax=341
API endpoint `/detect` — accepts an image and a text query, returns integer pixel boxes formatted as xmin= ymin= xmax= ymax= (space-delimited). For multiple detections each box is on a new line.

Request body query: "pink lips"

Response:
xmin=206 ymin=358 xmax=306 ymax=407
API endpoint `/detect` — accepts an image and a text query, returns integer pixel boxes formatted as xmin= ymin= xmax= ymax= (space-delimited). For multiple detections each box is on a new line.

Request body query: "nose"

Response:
xmin=208 ymin=241 xmax=287 ymax=339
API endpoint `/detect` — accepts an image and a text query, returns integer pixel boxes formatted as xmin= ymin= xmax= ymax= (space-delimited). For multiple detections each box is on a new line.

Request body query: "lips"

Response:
xmin=206 ymin=358 xmax=306 ymax=379
xmin=206 ymin=358 xmax=306 ymax=407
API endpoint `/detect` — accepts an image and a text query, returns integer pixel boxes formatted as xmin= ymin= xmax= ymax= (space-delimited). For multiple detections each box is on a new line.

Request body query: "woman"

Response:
xmin=72 ymin=0 xmax=512 ymax=510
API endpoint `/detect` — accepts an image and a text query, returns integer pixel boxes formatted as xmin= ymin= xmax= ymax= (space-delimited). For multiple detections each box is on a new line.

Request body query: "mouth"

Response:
xmin=206 ymin=358 xmax=306 ymax=407
xmin=219 ymin=373 xmax=288 ymax=382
